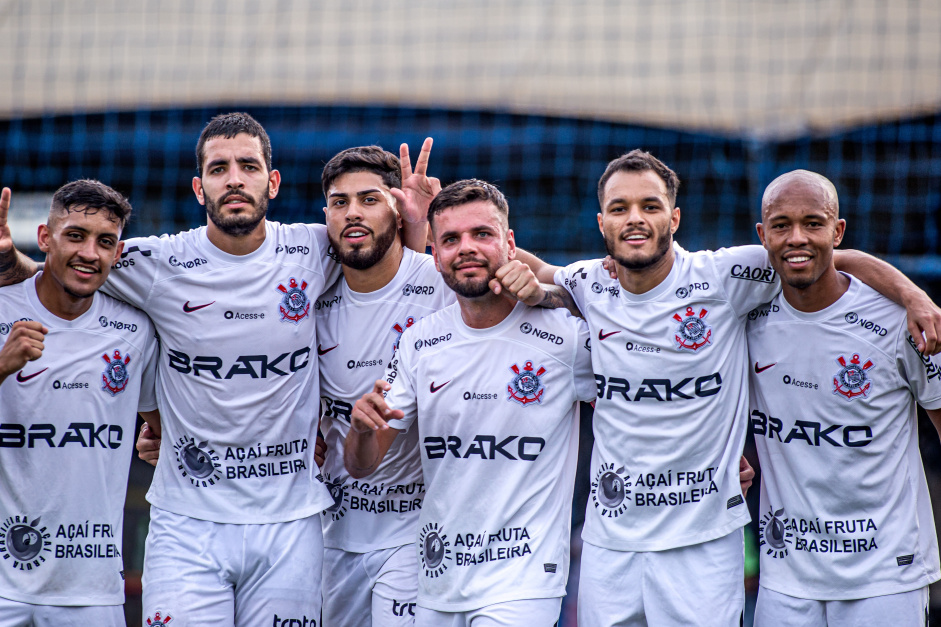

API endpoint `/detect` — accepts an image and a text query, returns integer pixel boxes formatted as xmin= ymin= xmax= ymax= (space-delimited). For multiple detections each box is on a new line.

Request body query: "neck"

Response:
xmin=781 ymin=266 xmax=849 ymax=312
xmin=457 ymin=291 xmax=517 ymax=329
xmin=343 ymin=240 xmax=405 ymax=293
xmin=206 ymin=219 xmax=267 ymax=256
xmin=617 ymin=244 xmax=676 ymax=294
xmin=35 ymin=272 xmax=93 ymax=320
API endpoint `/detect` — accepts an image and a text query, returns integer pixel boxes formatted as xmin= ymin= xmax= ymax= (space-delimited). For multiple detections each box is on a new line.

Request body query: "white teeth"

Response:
xmin=346 ymin=231 xmax=367 ymax=237
xmin=626 ymin=235 xmax=646 ymax=240
xmin=788 ymin=256 xmax=811 ymax=263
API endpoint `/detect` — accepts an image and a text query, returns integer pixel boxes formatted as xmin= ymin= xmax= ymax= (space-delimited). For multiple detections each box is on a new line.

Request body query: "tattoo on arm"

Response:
xmin=538 ymin=284 xmax=582 ymax=318
xmin=0 ymin=251 xmax=38 ymax=286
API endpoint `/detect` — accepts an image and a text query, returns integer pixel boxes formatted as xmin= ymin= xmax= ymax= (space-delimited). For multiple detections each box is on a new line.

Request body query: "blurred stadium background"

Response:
xmin=1 ymin=1 xmax=939 ymax=624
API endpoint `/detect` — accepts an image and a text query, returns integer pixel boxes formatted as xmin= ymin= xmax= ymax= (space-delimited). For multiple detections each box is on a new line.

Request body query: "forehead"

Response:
xmin=603 ymin=170 xmax=670 ymax=205
xmin=50 ymin=206 xmax=122 ymax=236
xmin=328 ymin=171 xmax=390 ymax=196
xmin=202 ymin=133 xmax=265 ymax=163
xmin=433 ymin=200 xmax=504 ymax=233
xmin=763 ymin=181 xmax=832 ymax=221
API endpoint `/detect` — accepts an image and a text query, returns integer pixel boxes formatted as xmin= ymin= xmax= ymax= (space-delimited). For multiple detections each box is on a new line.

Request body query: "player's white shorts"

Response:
xmin=141 ymin=506 xmax=323 ymax=627
xmin=578 ymin=529 xmax=744 ymax=627
xmin=415 ymin=597 xmax=562 ymax=627
xmin=754 ymin=585 xmax=929 ymax=627
xmin=0 ymin=595 xmax=124 ymax=627
xmin=322 ymin=544 xmax=418 ymax=627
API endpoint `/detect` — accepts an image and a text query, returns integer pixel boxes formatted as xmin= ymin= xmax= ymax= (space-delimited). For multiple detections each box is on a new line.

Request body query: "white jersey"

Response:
xmin=102 ymin=221 xmax=340 ymax=523
xmin=555 ymin=245 xmax=780 ymax=551
xmin=0 ymin=274 xmax=157 ymax=606
xmin=384 ymin=302 xmax=595 ymax=612
xmin=747 ymin=275 xmax=941 ymax=600
xmin=317 ymin=249 xmax=454 ymax=552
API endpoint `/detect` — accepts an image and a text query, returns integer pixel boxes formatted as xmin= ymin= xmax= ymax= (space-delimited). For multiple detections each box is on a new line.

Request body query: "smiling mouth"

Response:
xmin=784 ymin=254 xmax=813 ymax=266
xmin=621 ymin=232 xmax=650 ymax=243
xmin=70 ymin=263 xmax=99 ymax=276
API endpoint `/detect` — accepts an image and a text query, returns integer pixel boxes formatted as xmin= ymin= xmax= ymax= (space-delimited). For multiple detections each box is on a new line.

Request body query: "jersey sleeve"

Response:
xmin=136 ymin=321 xmax=160 ymax=413
xmin=101 ymin=236 xmax=162 ymax=308
xmin=710 ymin=245 xmax=781 ymax=318
xmin=897 ymin=326 xmax=941 ymax=410
xmin=572 ymin=317 xmax=596 ymax=402
xmin=553 ymin=259 xmax=601 ymax=316
xmin=383 ymin=332 xmax=419 ymax=432
xmin=308 ymin=223 xmax=342 ymax=289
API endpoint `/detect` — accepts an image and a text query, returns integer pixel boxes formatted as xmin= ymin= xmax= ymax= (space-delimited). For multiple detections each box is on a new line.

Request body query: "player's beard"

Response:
xmin=327 ymin=218 xmax=398 ymax=271
xmin=206 ymin=188 xmax=268 ymax=237
xmin=443 ymin=257 xmax=503 ymax=298
xmin=604 ymin=224 xmax=672 ymax=271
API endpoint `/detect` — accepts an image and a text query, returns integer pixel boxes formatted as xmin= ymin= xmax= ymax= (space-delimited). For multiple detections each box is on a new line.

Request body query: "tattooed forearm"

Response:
xmin=0 ymin=250 xmax=38 ymax=286
xmin=537 ymin=284 xmax=582 ymax=318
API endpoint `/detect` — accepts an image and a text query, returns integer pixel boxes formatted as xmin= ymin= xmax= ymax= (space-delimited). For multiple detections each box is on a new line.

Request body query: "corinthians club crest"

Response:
xmin=277 ymin=277 xmax=311 ymax=324
xmin=833 ymin=353 xmax=874 ymax=401
xmin=391 ymin=316 xmax=416 ymax=356
xmin=146 ymin=612 xmax=173 ymax=626
xmin=673 ymin=306 xmax=712 ymax=351
xmin=101 ymin=349 xmax=131 ymax=396
xmin=507 ymin=361 xmax=546 ymax=406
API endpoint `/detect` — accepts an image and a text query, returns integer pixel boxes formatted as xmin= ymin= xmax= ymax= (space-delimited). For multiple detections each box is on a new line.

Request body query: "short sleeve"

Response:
xmin=309 ymin=224 xmax=342 ymax=289
xmin=383 ymin=333 xmax=419 ymax=432
xmin=710 ymin=246 xmax=781 ymax=318
xmin=102 ymin=236 xmax=163 ymax=308
xmin=572 ymin=318 xmax=596 ymax=402
xmin=553 ymin=260 xmax=601 ymax=316
xmin=136 ymin=321 xmax=160 ymax=413
xmin=897 ymin=326 xmax=941 ymax=410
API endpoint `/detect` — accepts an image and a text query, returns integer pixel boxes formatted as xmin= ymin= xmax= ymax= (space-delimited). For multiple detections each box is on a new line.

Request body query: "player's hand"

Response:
xmin=739 ymin=455 xmax=755 ymax=497
xmin=391 ymin=138 xmax=441 ymax=225
xmin=903 ymin=290 xmax=941 ymax=356
xmin=351 ymin=380 xmax=404 ymax=433
xmin=601 ymin=256 xmax=618 ymax=279
xmin=0 ymin=187 xmax=14 ymax=256
xmin=0 ymin=320 xmax=47 ymax=377
xmin=136 ymin=422 xmax=161 ymax=467
xmin=490 ymin=260 xmax=543 ymax=305
xmin=315 ymin=433 xmax=327 ymax=467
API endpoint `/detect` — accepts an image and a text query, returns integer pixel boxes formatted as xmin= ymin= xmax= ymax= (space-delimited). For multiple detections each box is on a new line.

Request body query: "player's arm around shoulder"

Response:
xmin=835 ymin=249 xmax=941 ymax=355
xmin=708 ymin=244 xmax=781 ymax=317
xmin=101 ymin=234 xmax=166 ymax=308
xmin=492 ymin=259 xmax=581 ymax=317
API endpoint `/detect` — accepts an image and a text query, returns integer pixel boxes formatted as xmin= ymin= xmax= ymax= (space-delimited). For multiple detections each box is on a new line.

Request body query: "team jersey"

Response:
xmin=0 ymin=274 xmax=158 ymax=606
xmin=555 ymin=245 xmax=780 ymax=551
xmin=384 ymin=302 xmax=595 ymax=611
xmin=747 ymin=275 xmax=941 ymax=600
xmin=317 ymin=248 xmax=455 ymax=552
xmin=102 ymin=221 xmax=340 ymax=523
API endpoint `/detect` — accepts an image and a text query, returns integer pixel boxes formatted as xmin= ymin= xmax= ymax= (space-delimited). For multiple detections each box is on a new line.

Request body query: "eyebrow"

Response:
xmin=606 ymin=196 xmax=663 ymax=207
xmin=329 ymin=188 xmax=384 ymax=199
xmin=206 ymin=156 xmax=263 ymax=170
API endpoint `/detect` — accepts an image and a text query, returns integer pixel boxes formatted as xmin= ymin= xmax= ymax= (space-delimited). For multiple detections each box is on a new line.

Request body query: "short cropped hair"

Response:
xmin=597 ymin=149 xmax=680 ymax=208
xmin=427 ymin=179 xmax=509 ymax=229
xmin=50 ymin=179 xmax=132 ymax=230
xmin=196 ymin=112 xmax=272 ymax=175
xmin=321 ymin=146 xmax=402 ymax=197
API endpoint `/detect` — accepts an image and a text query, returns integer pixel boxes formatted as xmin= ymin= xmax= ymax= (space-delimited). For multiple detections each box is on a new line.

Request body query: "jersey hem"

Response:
xmin=759 ymin=568 xmax=941 ymax=601
xmin=146 ymin=498 xmax=330 ymax=524
xmin=581 ymin=512 xmax=749 ymax=552
xmin=417 ymin=588 xmax=565 ymax=612
xmin=0 ymin=589 xmax=123 ymax=606
xmin=323 ymin=538 xmax=414 ymax=553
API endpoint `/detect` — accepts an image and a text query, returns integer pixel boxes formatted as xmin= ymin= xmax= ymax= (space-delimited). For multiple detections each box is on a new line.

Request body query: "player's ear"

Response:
xmin=267 ymin=169 xmax=281 ymax=199
xmin=596 ymin=212 xmax=604 ymax=236
xmin=37 ymin=223 xmax=50 ymax=253
xmin=192 ymin=177 xmax=205 ymax=206
xmin=506 ymin=229 xmax=516 ymax=260
xmin=670 ymin=207 xmax=681 ymax=234
xmin=431 ymin=243 xmax=441 ymax=272
xmin=833 ymin=218 xmax=846 ymax=247
xmin=756 ymin=222 xmax=767 ymax=247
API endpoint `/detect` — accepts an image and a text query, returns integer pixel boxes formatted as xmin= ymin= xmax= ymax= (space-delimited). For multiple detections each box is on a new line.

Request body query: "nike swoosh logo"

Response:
xmin=598 ymin=329 xmax=620 ymax=340
xmin=754 ymin=362 xmax=776 ymax=373
xmin=429 ymin=380 xmax=451 ymax=393
xmin=317 ymin=344 xmax=338 ymax=356
xmin=183 ymin=301 xmax=215 ymax=313
xmin=16 ymin=368 xmax=48 ymax=383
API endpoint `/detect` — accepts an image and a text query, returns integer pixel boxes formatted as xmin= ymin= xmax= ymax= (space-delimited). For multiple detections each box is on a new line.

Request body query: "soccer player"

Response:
xmin=747 ymin=170 xmax=941 ymax=626
xmin=0 ymin=113 xmax=430 ymax=625
xmin=0 ymin=180 xmax=158 ymax=625
xmin=317 ymin=145 xmax=452 ymax=626
xmin=347 ymin=179 xmax=596 ymax=626
xmin=502 ymin=150 xmax=941 ymax=626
